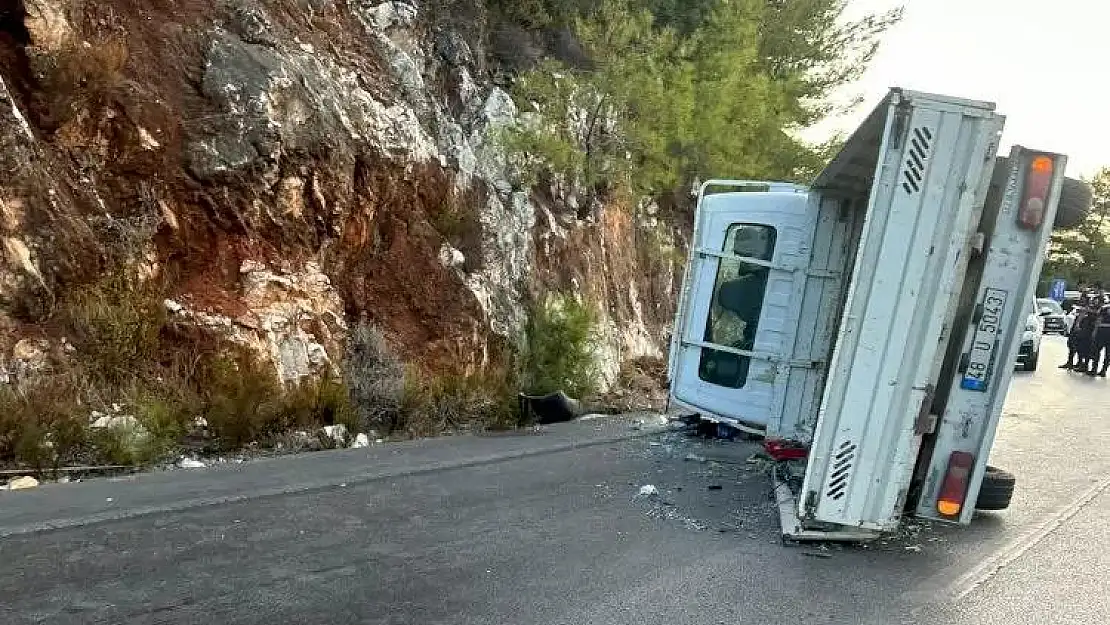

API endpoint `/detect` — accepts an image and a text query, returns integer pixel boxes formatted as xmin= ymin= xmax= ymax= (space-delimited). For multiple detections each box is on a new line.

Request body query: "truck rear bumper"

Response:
xmin=772 ymin=466 xmax=882 ymax=542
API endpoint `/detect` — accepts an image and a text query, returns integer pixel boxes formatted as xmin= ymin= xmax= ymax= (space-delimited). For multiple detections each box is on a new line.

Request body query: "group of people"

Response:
xmin=1061 ymin=284 xmax=1110 ymax=376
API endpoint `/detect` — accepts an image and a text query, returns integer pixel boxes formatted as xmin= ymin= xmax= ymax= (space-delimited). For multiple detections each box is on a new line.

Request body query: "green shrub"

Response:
xmin=61 ymin=273 xmax=166 ymax=387
xmin=485 ymin=0 xmax=594 ymax=29
xmin=92 ymin=385 xmax=193 ymax=466
xmin=195 ymin=354 xmax=283 ymax=449
xmin=522 ymin=294 xmax=600 ymax=398
xmin=0 ymin=374 xmax=89 ymax=471
xmin=280 ymin=372 xmax=360 ymax=438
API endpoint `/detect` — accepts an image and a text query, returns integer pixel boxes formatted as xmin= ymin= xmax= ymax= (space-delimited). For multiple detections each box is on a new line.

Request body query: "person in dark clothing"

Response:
xmin=1062 ymin=309 xmax=1084 ymax=370
xmin=1090 ymin=302 xmax=1110 ymax=377
xmin=1067 ymin=305 xmax=1098 ymax=372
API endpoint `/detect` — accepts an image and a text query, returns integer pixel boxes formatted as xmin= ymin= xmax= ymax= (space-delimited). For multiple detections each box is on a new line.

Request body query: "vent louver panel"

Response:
xmin=901 ymin=126 xmax=934 ymax=194
xmin=825 ymin=440 xmax=858 ymax=500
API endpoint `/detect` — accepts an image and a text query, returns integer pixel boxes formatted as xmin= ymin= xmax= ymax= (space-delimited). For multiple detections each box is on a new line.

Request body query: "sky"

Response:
xmin=805 ymin=0 xmax=1108 ymax=178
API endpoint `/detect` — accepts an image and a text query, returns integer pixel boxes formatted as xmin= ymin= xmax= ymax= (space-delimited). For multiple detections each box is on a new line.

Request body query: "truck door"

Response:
xmin=669 ymin=182 xmax=815 ymax=429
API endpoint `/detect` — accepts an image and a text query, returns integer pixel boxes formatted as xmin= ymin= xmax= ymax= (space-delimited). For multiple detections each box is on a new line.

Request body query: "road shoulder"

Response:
xmin=0 ymin=414 xmax=668 ymax=537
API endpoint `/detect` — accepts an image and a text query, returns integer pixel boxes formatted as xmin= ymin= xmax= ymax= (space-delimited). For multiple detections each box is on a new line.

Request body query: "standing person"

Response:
xmin=1092 ymin=300 xmax=1110 ymax=377
xmin=1088 ymin=284 xmax=1105 ymax=308
xmin=1063 ymin=305 xmax=1089 ymax=370
xmin=1071 ymin=304 xmax=1098 ymax=373
xmin=1065 ymin=306 xmax=1078 ymax=334
xmin=1062 ymin=305 xmax=1081 ymax=370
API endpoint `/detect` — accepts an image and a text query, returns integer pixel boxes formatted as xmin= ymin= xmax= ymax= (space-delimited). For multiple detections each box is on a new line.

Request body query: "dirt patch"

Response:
xmin=533 ymin=199 xmax=660 ymax=330
xmin=327 ymin=158 xmax=492 ymax=374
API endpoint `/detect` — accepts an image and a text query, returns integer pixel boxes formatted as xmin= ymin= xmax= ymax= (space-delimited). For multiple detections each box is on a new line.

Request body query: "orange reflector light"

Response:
xmin=936 ymin=451 xmax=975 ymax=518
xmin=1018 ymin=155 xmax=1055 ymax=230
xmin=1030 ymin=155 xmax=1053 ymax=173
xmin=937 ymin=500 xmax=961 ymax=516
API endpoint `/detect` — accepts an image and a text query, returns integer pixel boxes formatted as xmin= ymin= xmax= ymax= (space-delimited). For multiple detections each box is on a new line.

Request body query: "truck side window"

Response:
xmin=699 ymin=224 xmax=777 ymax=389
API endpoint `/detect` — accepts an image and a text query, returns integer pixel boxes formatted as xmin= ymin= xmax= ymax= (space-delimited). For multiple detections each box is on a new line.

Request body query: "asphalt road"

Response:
xmin=1 ymin=337 xmax=1107 ymax=625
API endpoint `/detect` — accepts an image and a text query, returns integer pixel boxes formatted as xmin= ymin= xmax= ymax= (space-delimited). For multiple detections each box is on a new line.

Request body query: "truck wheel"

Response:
xmin=1054 ymin=177 xmax=1094 ymax=229
xmin=975 ymin=466 xmax=1016 ymax=511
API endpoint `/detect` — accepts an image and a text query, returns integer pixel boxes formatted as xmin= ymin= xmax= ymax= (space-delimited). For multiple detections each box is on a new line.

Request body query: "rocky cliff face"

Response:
xmin=0 ymin=0 xmax=683 ymax=390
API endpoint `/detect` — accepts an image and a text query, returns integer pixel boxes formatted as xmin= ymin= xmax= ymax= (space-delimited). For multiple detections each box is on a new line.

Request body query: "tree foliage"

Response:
xmin=1041 ymin=168 xmax=1110 ymax=289
xmin=522 ymin=294 xmax=600 ymax=398
xmin=500 ymin=0 xmax=902 ymax=202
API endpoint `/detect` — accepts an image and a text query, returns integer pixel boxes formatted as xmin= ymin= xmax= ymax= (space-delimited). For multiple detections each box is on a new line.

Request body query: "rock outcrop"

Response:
xmin=0 ymin=0 xmax=682 ymax=390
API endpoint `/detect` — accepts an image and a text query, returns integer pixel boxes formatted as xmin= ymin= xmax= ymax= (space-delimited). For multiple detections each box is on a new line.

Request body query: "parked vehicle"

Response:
xmin=1019 ymin=301 xmax=1044 ymax=371
xmin=667 ymin=88 xmax=1092 ymax=541
xmin=1035 ymin=298 xmax=1067 ymax=334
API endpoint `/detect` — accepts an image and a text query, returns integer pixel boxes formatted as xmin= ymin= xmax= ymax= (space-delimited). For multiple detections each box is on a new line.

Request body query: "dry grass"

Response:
xmin=0 ymin=373 xmax=90 ymax=472
xmin=344 ymin=322 xmax=405 ymax=434
xmin=399 ymin=367 xmax=521 ymax=437
xmin=3 ymin=288 xmax=536 ymax=472
xmin=60 ymin=272 xmax=166 ymax=387
xmin=45 ymin=37 xmax=129 ymax=124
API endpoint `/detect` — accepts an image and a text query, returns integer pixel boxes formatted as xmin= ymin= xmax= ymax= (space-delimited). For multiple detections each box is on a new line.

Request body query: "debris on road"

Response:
xmin=762 ymin=439 xmax=808 ymax=461
xmin=803 ymin=551 xmax=833 ymax=559
xmin=7 ymin=476 xmax=39 ymax=490
xmin=322 ymin=424 xmax=349 ymax=445
xmin=629 ymin=414 xmax=670 ymax=431
xmin=684 ymin=453 xmax=708 ymax=463
xmin=707 ymin=484 xmax=723 ymax=490
xmin=638 ymin=484 xmax=658 ymax=497
xmin=177 ymin=458 xmax=207 ymax=469
xmin=643 ymin=499 xmax=708 ymax=531
xmin=904 ymin=545 xmax=923 ymax=553
xmin=350 ymin=433 xmax=371 ymax=448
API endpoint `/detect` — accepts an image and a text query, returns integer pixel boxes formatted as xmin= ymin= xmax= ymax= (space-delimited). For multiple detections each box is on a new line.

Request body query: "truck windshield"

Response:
xmin=698 ymin=223 xmax=776 ymax=389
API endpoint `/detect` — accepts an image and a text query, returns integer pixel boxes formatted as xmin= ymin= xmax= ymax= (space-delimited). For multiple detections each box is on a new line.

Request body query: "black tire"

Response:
xmin=1055 ymin=177 xmax=1094 ymax=229
xmin=975 ymin=466 xmax=1016 ymax=511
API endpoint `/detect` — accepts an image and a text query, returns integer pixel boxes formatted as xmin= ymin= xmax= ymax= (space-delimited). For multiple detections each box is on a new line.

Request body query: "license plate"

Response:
xmin=961 ymin=288 xmax=1009 ymax=392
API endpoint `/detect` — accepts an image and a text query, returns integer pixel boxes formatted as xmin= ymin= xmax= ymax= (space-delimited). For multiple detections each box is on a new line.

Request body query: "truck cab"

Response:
xmin=667 ymin=88 xmax=1082 ymax=539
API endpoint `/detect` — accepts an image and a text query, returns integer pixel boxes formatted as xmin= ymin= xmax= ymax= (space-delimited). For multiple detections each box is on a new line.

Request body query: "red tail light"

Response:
xmin=936 ymin=451 xmax=975 ymax=517
xmin=1018 ymin=155 xmax=1055 ymax=230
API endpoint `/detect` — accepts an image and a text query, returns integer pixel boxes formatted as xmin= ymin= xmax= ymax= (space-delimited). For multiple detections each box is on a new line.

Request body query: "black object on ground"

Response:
xmin=974 ymin=465 xmax=1016 ymax=511
xmin=518 ymin=391 xmax=582 ymax=424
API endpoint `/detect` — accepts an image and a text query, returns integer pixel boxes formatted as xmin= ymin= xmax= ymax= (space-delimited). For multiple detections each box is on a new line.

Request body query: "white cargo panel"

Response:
xmin=915 ymin=147 xmax=1067 ymax=524
xmin=800 ymin=89 xmax=1005 ymax=530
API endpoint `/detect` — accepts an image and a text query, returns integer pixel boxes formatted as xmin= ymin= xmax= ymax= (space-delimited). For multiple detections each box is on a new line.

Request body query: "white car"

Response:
xmin=1018 ymin=300 xmax=1043 ymax=371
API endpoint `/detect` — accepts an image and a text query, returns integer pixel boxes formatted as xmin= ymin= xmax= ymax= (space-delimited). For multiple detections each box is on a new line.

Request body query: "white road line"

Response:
xmin=946 ymin=473 xmax=1110 ymax=601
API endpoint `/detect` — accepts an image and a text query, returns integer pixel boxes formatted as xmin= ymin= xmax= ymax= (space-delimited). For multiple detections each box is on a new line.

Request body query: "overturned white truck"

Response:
xmin=667 ymin=88 xmax=1092 ymax=540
